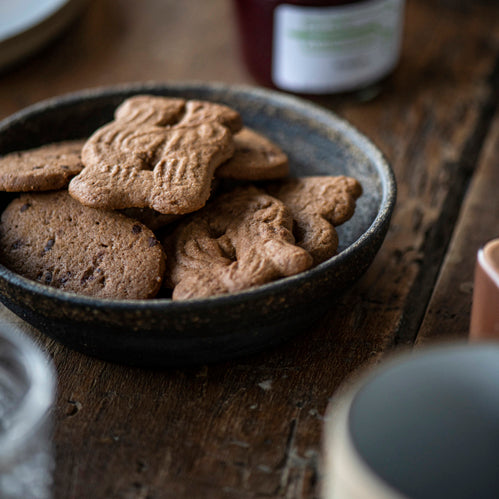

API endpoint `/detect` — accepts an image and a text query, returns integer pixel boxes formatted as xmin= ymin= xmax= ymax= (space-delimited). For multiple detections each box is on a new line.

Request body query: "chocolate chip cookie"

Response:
xmin=0 ymin=191 xmax=166 ymax=299
xmin=0 ymin=140 xmax=85 ymax=192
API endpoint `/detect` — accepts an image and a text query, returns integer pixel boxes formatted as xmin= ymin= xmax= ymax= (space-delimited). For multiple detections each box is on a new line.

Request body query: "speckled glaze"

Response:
xmin=0 ymin=82 xmax=396 ymax=367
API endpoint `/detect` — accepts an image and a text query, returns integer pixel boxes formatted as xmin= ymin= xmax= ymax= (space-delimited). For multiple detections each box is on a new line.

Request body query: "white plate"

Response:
xmin=0 ymin=0 xmax=88 ymax=71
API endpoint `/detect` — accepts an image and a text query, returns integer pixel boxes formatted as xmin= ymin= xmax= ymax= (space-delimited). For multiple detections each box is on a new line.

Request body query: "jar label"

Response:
xmin=272 ymin=0 xmax=405 ymax=93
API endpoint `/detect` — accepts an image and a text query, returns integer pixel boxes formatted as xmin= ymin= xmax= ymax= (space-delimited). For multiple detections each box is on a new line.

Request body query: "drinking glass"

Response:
xmin=0 ymin=326 xmax=56 ymax=498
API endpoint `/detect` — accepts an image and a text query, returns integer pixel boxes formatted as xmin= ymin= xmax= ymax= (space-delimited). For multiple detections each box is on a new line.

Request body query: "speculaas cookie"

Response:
xmin=121 ymin=207 xmax=179 ymax=231
xmin=0 ymin=191 xmax=165 ymax=299
xmin=163 ymin=185 xmax=313 ymax=300
xmin=114 ymin=95 xmax=242 ymax=131
xmin=215 ymin=127 xmax=289 ymax=180
xmin=0 ymin=140 xmax=85 ymax=192
xmin=120 ymin=178 xmax=221 ymax=231
xmin=266 ymin=176 xmax=362 ymax=265
xmin=69 ymin=95 xmax=242 ymax=215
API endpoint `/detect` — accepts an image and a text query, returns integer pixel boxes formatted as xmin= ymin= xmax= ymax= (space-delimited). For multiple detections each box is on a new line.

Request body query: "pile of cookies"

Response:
xmin=0 ymin=95 xmax=362 ymax=300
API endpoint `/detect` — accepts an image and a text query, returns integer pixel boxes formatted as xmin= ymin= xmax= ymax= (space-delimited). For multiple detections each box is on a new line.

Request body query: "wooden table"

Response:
xmin=0 ymin=0 xmax=498 ymax=497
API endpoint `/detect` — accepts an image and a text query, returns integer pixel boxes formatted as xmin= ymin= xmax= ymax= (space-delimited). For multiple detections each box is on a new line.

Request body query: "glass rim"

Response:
xmin=0 ymin=326 xmax=56 ymax=465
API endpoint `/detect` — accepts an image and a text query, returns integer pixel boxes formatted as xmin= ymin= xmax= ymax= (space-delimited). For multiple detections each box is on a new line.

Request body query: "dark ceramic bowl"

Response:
xmin=0 ymin=82 xmax=396 ymax=367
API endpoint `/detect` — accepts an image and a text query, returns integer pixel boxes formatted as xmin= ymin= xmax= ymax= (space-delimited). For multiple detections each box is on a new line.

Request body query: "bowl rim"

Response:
xmin=0 ymin=80 xmax=397 ymax=311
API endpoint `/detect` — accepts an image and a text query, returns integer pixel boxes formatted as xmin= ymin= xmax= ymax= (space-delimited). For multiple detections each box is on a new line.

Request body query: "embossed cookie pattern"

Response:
xmin=216 ymin=127 xmax=289 ymax=180
xmin=69 ymin=96 xmax=242 ymax=215
xmin=267 ymin=176 xmax=363 ymax=265
xmin=163 ymin=186 xmax=314 ymax=300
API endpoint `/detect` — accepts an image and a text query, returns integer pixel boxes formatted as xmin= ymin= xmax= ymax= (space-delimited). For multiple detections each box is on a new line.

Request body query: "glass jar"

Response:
xmin=233 ymin=0 xmax=405 ymax=95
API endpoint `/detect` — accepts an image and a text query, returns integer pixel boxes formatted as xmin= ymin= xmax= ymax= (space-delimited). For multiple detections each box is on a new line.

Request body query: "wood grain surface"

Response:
xmin=0 ymin=0 xmax=498 ymax=497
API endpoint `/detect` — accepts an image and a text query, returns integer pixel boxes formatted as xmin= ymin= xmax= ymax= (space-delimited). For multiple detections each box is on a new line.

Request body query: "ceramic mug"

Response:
xmin=470 ymin=238 xmax=499 ymax=340
xmin=323 ymin=344 xmax=499 ymax=498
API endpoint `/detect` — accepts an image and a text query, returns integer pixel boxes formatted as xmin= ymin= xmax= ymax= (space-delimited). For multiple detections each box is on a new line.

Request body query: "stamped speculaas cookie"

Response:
xmin=120 ymin=178 xmax=222 ymax=231
xmin=69 ymin=95 xmax=242 ymax=215
xmin=114 ymin=95 xmax=242 ymax=131
xmin=0 ymin=140 xmax=85 ymax=192
xmin=163 ymin=185 xmax=313 ymax=300
xmin=121 ymin=207 xmax=179 ymax=231
xmin=266 ymin=176 xmax=362 ymax=265
xmin=0 ymin=191 xmax=165 ymax=299
xmin=215 ymin=127 xmax=289 ymax=180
